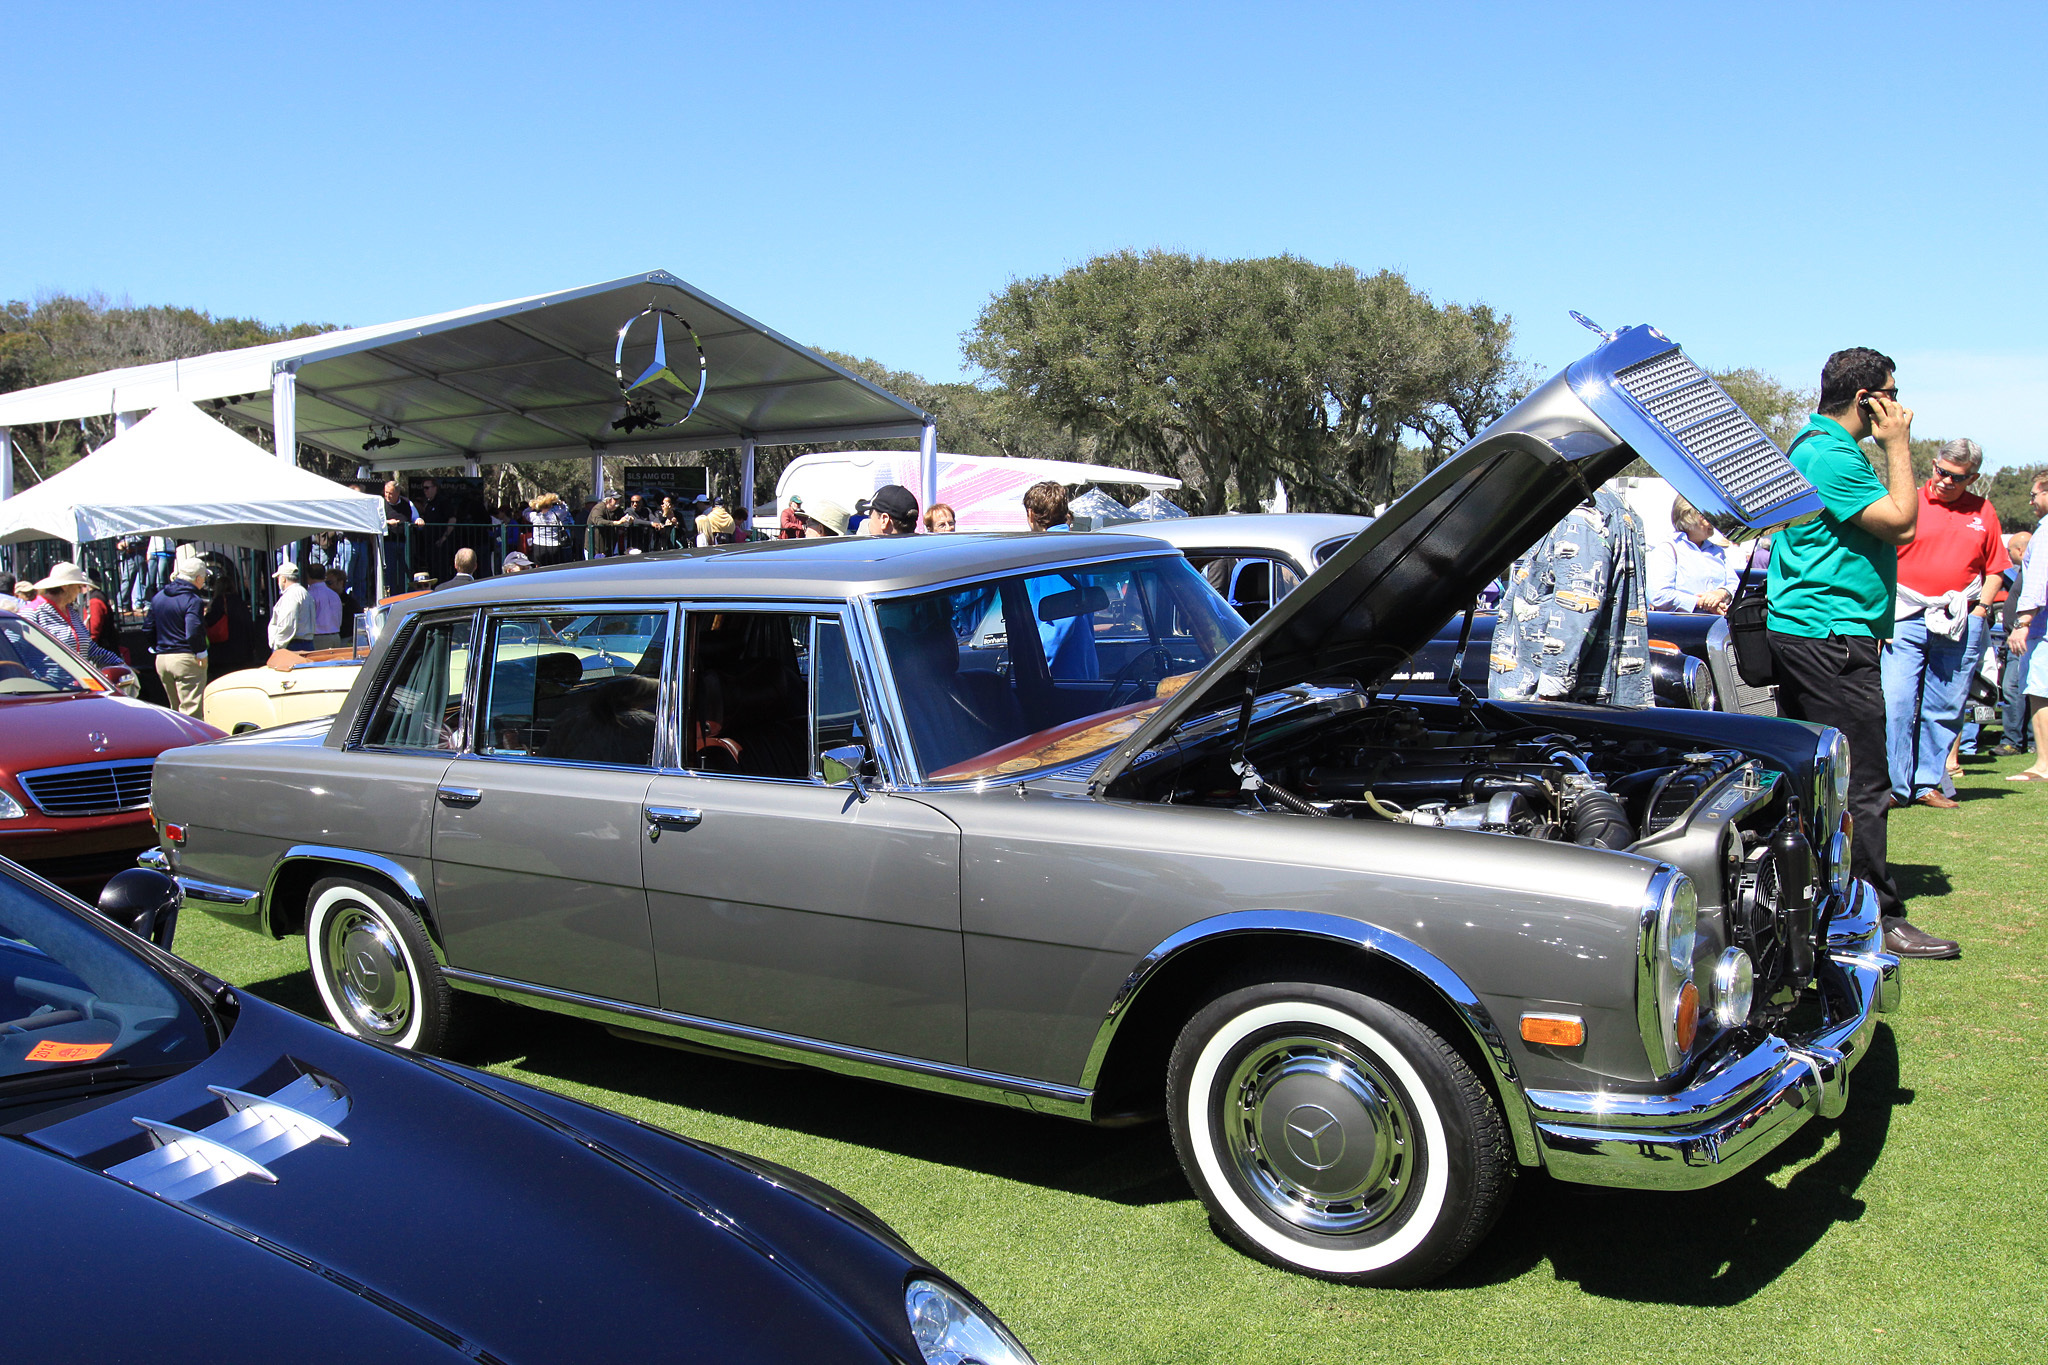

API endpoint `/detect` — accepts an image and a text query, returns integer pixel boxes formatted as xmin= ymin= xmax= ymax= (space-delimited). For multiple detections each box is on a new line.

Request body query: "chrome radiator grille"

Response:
xmin=18 ymin=760 xmax=154 ymax=816
xmin=1614 ymin=349 xmax=1809 ymax=521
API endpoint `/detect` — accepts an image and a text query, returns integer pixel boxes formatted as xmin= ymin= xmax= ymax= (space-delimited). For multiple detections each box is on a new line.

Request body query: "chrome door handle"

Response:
xmin=644 ymin=805 xmax=702 ymax=841
xmin=437 ymin=785 xmax=483 ymax=808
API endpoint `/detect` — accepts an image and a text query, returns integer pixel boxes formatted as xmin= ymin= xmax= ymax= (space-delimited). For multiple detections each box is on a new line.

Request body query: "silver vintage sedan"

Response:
xmin=149 ymin=325 xmax=1897 ymax=1286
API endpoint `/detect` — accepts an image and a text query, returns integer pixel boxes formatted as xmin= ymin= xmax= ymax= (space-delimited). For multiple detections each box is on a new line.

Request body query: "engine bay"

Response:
xmin=1128 ymin=697 xmax=1824 ymax=1029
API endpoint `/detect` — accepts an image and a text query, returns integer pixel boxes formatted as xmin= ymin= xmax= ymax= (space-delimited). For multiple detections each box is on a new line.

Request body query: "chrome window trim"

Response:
xmin=1078 ymin=909 xmax=1539 ymax=1166
xmin=344 ymin=608 xmax=480 ymax=755
xmin=442 ymin=965 xmax=1092 ymax=1117
xmin=663 ymin=600 xmax=900 ymax=789
xmin=860 ymin=551 xmax=1237 ymax=792
xmin=468 ymin=601 xmax=676 ymax=768
xmin=861 ymin=549 xmax=1193 ymax=606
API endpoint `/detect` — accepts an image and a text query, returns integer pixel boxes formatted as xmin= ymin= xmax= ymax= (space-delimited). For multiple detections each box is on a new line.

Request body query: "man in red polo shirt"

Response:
xmin=1882 ymin=438 xmax=2008 ymax=808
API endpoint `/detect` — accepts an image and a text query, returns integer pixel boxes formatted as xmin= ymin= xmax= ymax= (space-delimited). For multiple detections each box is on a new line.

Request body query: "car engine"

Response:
xmin=1138 ymin=698 xmax=1822 ymax=1028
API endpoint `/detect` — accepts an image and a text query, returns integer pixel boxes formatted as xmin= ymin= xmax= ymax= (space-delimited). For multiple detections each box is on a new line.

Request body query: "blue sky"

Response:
xmin=5 ymin=2 xmax=2044 ymax=463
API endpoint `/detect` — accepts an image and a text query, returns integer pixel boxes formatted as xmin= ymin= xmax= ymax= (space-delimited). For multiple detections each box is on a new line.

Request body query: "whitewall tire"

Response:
xmin=1167 ymin=981 xmax=1512 ymax=1285
xmin=304 ymin=876 xmax=456 ymax=1053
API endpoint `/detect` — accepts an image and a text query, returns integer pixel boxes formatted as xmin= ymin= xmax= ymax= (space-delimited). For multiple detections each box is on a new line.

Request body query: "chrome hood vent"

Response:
xmin=105 ymin=1070 xmax=350 ymax=1201
xmin=1091 ymin=322 xmax=1823 ymax=792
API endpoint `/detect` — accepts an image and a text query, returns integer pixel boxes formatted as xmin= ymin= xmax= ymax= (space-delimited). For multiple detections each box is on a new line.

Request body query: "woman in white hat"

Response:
xmin=27 ymin=562 xmax=124 ymax=671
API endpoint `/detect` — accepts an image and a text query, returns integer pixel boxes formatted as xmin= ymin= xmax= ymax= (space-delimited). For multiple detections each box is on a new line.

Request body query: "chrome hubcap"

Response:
xmin=1224 ymin=1033 xmax=1417 ymax=1235
xmin=323 ymin=906 xmax=413 ymax=1037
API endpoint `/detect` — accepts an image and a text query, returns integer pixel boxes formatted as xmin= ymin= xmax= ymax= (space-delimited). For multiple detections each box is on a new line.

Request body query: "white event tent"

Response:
xmin=0 ymin=269 xmax=938 ymax=529
xmin=0 ymin=400 xmax=384 ymax=555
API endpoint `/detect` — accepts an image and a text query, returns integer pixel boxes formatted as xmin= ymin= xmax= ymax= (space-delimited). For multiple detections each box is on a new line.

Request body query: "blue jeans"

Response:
xmin=1882 ymin=613 xmax=1987 ymax=799
xmin=2004 ymin=634 xmax=2035 ymax=749
xmin=146 ymin=551 xmax=174 ymax=598
xmin=119 ymin=554 xmax=145 ymax=611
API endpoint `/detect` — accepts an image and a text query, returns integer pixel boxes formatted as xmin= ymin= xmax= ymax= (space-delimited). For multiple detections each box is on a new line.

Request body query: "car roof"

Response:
xmin=1105 ymin=513 xmax=1374 ymax=562
xmin=416 ymin=531 xmax=1184 ymax=608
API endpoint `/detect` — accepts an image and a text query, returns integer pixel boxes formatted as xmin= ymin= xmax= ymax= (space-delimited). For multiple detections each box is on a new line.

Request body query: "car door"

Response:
xmin=640 ymin=607 xmax=966 ymax=1063
xmin=428 ymin=606 xmax=672 ymax=1006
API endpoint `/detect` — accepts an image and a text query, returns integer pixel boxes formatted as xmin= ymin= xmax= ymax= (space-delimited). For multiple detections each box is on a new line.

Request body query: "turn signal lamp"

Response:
xmin=162 ymin=822 xmax=187 ymax=846
xmin=1520 ymin=1013 xmax=1585 ymax=1047
xmin=1674 ymin=981 xmax=1700 ymax=1054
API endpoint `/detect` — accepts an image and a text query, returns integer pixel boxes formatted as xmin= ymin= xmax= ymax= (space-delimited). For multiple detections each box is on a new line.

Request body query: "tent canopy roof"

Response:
xmin=0 ymin=271 xmax=934 ymax=469
xmin=0 ymin=400 xmax=383 ymax=549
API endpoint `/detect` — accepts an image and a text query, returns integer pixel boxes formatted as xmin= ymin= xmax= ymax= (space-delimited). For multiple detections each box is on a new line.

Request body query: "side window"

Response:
xmin=479 ymin=610 xmax=668 ymax=766
xmin=812 ymin=619 xmax=870 ymax=777
xmin=683 ymin=611 xmax=811 ymax=780
xmin=362 ymin=616 xmax=472 ymax=751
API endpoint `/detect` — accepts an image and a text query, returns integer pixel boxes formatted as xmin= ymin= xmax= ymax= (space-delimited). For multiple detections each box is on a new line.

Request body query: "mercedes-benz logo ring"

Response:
xmin=613 ymin=305 xmax=708 ymax=426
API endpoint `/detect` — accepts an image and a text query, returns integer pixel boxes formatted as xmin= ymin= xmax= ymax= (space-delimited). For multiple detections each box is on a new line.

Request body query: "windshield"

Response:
xmin=0 ymin=615 xmax=102 ymax=697
xmin=0 ymin=870 xmax=213 ymax=1113
xmin=874 ymin=554 xmax=1246 ymax=781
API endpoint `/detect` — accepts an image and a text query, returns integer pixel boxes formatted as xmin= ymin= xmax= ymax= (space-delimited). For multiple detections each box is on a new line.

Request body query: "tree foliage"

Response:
xmin=1 ymin=293 xmax=334 ymax=486
xmin=963 ymin=250 xmax=1525 ymax=515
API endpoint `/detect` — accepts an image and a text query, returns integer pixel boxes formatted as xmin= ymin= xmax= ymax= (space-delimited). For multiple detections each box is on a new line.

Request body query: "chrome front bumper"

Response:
xmin=1527 ymin=879 xmax=1899 ymax=1191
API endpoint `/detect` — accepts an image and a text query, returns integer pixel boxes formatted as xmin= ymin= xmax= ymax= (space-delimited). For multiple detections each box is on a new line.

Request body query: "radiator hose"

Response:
xmin=1569 ymin=790 xmax=1634 ymax=849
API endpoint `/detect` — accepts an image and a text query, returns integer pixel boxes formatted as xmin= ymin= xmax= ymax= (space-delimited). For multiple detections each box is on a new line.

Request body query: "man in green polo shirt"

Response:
xmin=1768 ymin=346 xmax=1959 ymax=959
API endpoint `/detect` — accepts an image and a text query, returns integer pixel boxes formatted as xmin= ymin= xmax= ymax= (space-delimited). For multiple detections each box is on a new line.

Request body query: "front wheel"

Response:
xmin=1167 ymin=981 xmax=1512 ymax=1285
xmin=304 ymin=876 xmax=457 ymax=1053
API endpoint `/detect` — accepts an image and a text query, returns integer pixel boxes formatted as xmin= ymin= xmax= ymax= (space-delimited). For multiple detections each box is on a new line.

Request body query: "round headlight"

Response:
xmin=1682 ymin=655 xmax=1715 ymax=710
xmin=906 ymin=1278 xmax=1036 ymax=1365
xmin=1814 ymin=728 xmax=1850 ymax=836
xmin=1826 ymin=830 xmax=1852 ymax=899
xmin=1712 ymin=947 xmax=1755 ymax=1028
xmin=1663 ymin=875 xmax=1698 ymax=973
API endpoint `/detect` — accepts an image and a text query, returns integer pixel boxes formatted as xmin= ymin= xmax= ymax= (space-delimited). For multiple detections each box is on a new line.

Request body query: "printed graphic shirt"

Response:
xmin=1489 ymin=487 xmax=1652 ymax=707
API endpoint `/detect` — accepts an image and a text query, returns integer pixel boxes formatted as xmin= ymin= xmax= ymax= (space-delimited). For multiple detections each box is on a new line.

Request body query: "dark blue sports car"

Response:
xmin=0 ymin=857 xmax=1033 ymax=1364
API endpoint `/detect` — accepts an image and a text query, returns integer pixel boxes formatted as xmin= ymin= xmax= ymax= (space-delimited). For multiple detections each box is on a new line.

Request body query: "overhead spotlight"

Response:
xmin=611 ymin=399 xmax=663 ymax=435
xmin=361 ymin=425 xmax=401 ymax=452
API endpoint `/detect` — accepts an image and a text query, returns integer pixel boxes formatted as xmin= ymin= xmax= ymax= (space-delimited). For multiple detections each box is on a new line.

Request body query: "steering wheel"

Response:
xmin=1105 ymin=645 xmax=1174 ymax=708
xmin=0 ymin=660 xmax=31 ymax=678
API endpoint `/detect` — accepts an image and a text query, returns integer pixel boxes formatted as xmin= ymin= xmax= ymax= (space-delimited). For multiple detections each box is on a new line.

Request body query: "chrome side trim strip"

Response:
xmin=179 ymin=877 xmax=261 ymax=910
xmin=1077 ymin=910 xmax=1540 ymax=1165
xmin=442 ymin=966 xmax=1092 ymax=1117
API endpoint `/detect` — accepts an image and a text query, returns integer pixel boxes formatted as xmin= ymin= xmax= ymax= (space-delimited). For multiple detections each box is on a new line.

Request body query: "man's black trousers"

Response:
xmin=1768 ymin=630 xmax=1904 ymax=921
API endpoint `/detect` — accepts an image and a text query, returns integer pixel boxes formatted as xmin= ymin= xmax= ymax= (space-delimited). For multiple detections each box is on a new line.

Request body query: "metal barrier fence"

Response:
xmin=4 ymin=518 xmax=743 ymax=619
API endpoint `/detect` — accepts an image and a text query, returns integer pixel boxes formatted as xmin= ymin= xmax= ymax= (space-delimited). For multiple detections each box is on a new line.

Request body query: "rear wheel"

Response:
xmin=1166 ymin=980 xmax=1512 ymax=1285
xmin=304 ymin=876 xmax=456 ymax=1053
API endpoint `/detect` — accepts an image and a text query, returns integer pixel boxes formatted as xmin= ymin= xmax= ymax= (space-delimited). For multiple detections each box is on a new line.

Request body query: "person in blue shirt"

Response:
xmin=1647 ymin=496 xmax=1741 ymax=614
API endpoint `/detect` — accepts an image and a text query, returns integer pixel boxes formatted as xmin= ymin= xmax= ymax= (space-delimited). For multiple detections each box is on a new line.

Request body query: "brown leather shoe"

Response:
xmin=1914 ymin=790 xmax=1960 ymax=809
xmin=1884 ymin=919 xmax=1962 ymax=959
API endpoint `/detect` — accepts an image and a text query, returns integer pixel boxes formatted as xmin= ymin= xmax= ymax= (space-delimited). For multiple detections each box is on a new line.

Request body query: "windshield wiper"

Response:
xmin=0 ymin=1059 xmax=187 ymax=1100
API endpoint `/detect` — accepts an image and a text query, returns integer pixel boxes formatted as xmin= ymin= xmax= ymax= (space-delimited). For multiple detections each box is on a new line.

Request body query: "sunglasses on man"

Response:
xmin=1931 ymin=464 xmax=1975 ymax=486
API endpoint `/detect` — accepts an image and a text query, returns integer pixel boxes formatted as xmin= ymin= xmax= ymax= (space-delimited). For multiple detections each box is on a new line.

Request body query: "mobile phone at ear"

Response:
xmin=1859 ymin=395 xmax=1876 ymax=420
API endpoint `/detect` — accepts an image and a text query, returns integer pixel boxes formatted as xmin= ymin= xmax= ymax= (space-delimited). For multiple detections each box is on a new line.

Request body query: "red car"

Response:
xmin=0 ymin=608 xmax=221 ymax=889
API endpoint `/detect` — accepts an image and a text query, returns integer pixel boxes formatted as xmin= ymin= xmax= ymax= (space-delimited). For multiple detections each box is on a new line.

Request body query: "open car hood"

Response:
xmin=1091 ymin=323 xmax=1823 ymax=790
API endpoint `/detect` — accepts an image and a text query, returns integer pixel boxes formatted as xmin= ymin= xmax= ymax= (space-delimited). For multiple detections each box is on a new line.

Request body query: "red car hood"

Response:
xmin=0 ymin=694 xmax=222 ymax=775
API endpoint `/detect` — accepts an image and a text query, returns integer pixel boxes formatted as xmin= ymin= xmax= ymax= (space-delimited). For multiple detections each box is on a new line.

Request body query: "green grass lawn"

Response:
xmin=174 ymin=753 xmax=2048 ymax=1364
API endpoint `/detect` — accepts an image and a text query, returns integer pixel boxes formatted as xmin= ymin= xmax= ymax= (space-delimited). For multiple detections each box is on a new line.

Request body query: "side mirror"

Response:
xmin=97 ymin=868 xmax=183 ymax=950
xmin=101 ymin=663 xmax=142 ymax=698
xmin=820 ymin=744 xmax=871 ymax=801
